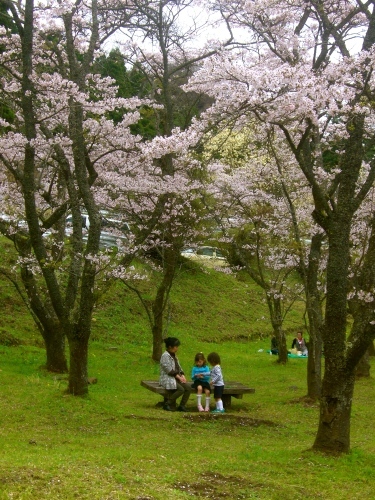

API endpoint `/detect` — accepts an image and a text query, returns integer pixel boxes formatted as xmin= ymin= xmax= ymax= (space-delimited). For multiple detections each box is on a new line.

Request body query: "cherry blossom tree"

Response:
xmin=200 ymin=122 xmax=325 ymax=393
xmin=0 ymin=0 xmax=164 ymax=393
xmin=97 ymin=124 xmax=211 ymax=360
xmin=102 ymin=0 xmax=233 ymax=360
xmin=203 ymin=126 xmax=319 ymax=365
xmin=0 ymin=0 xmax=222 ymax=386
xmin=187 ymin=0 xmax=375 ymax=453
xmin=265 ymin=128 xmax=326 ymax=397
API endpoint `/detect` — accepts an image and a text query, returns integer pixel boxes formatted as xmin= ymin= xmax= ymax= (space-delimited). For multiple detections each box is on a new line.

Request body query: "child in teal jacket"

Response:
xmin=191 ymin=352 xmax=211 ymax=412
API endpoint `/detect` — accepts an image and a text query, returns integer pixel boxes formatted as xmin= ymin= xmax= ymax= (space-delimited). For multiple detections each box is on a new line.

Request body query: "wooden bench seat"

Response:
xmin=141 ymin=380 xmax=255 ymax=408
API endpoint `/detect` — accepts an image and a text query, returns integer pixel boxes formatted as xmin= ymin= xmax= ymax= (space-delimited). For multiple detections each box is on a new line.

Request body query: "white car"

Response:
xmin=181 ymin=246 xmax=225 ymax=260
xmin=65 ymin=213 xmax=130 ymax=248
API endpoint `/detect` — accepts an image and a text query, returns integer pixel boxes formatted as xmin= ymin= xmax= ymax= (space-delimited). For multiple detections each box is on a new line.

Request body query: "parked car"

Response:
xmin=180 ymin=247 xmax=196 ymax=257
xmin=196 ymin=246 xmax=225 ymax=259
xmin=181 ymin=246 xmax=225 ymax=260
xmin=65 ymin=212 xmax=130 ymax=248
xmin=1 ymin=211 xmax=130 ymax=249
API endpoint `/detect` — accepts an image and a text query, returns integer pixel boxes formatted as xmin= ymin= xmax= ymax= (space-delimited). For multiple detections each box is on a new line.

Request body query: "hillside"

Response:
xmin=0 ymin=237 xmax=305 ymax=350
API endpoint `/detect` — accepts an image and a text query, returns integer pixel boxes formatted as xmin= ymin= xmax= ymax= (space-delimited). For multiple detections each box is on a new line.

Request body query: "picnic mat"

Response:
xmin=266 ymin=350 xmax=308 ymax=358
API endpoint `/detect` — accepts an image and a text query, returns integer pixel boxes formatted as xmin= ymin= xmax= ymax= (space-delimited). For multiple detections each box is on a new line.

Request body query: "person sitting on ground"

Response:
xmin=270 ymin=335 xmax=279 ymax=355
xmin=291 ymin=331 xmax=308 ymax=356
xmin=159 ymin=337 xmax=192 ymax=412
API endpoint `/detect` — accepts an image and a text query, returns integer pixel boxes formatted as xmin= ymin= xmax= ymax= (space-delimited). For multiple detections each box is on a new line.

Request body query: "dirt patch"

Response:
xmin=123 ymin=414 xmax=170 ymax=422
xmin=183 ymin=413 xmax=280 ymax=427
xmin=175 ymin=471 xmax=265 ymax=499
xmin=0 ymin=467 xmax=51 ymax=485
xmin=0 ymin=329 xmax=21 ymax=346
xmin=287 ymin=396 xmax=319 ymax=408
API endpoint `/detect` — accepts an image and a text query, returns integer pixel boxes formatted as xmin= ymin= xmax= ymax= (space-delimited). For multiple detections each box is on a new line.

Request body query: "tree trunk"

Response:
xmin=306 ymin=334 xmax=322 ymax=400
xmin=305 ymin=233 xmax=324 ymax=400
xmin=355 ymin=349 xmax=371 ymax=378
xmin=313 ymin=368 xmax=354 ymax=454
xmin=42 ymin=323 xmax=68 ymax=373
xmin=63 ymin=1 xmax=100 ymax=396
xmin=151 ymin=280 xmax=168 ymax=361
xmin=19 ymin=0 xmax=70 ymax=375
xmin=368 ymin=341 xmax=375 ymax=356
xmin=313 ymin=211 xmax=354 ymax=453
xmin=151 ymin=247 xmax=178 ymax=361
xmin=275 ymin=327 xmax=287 ymax=364
xmin=19 ymin=263 xmax=68 ymax=373
xmin=268 ymin=297 xmax=288 ymax=364
xmin=152 ymin=321 xmax=163 ymax=361
xmin=67 ymin=337 xmax=89 ymax=395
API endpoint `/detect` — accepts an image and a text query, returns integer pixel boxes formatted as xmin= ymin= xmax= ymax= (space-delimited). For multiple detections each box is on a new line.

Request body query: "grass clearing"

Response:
xmin=2 ymin=340 xmax=375 ymax=499
xmin=1 ymin=252 xmax=375 ymax=499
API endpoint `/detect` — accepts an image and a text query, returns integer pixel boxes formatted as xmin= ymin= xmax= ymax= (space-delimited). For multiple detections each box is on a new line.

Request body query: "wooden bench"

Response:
xmin=141 ymin=380 xmax=255 ymax=408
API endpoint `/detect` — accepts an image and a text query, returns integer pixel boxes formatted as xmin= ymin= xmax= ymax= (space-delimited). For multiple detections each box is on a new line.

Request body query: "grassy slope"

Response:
xmin=0 ymin=244 xmax=375 ymax=499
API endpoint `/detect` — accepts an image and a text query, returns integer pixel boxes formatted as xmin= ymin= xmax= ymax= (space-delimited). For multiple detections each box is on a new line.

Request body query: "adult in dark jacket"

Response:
xmin=159 ymin=337 xmax=191 ymax=412
xmin=270 ymin=336 xmax=279 ymax=355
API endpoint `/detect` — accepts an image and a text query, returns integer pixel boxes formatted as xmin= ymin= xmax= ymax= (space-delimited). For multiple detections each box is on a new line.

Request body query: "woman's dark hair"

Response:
xmin=164 ymin=337 xmax=181 ymax=348
xmin=194 ymin=352 xmax=207 ymax=365
xmin=207 ymin=352 xmax=221 ymax=365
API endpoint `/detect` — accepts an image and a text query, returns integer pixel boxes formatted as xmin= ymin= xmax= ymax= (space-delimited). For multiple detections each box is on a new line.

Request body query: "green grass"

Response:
xmin=1 ymin=250 xmax=375 ymax=499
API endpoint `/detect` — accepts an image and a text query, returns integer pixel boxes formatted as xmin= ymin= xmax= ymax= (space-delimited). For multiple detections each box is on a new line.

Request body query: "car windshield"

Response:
xmin=197 ymin=248 xmax=213 ymax=256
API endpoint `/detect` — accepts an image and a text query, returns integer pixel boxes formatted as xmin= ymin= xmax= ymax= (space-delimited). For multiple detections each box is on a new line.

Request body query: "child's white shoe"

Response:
xmin=198 ymin=405 xmax=204 ymax=412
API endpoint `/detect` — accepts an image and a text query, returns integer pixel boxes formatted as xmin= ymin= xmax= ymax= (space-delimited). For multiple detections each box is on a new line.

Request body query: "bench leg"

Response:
xmin=222 ymin=394 xmax=231 ymax=409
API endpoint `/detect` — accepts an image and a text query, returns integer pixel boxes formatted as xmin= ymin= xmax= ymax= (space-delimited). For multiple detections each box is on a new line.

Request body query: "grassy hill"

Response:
xmin=0 ymin=236 xmax=304 ymax=350
xmin=1 ymin=240 xmax=375 ymax=499
xmin=90 ymin=258 xmax=305 ymax=350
